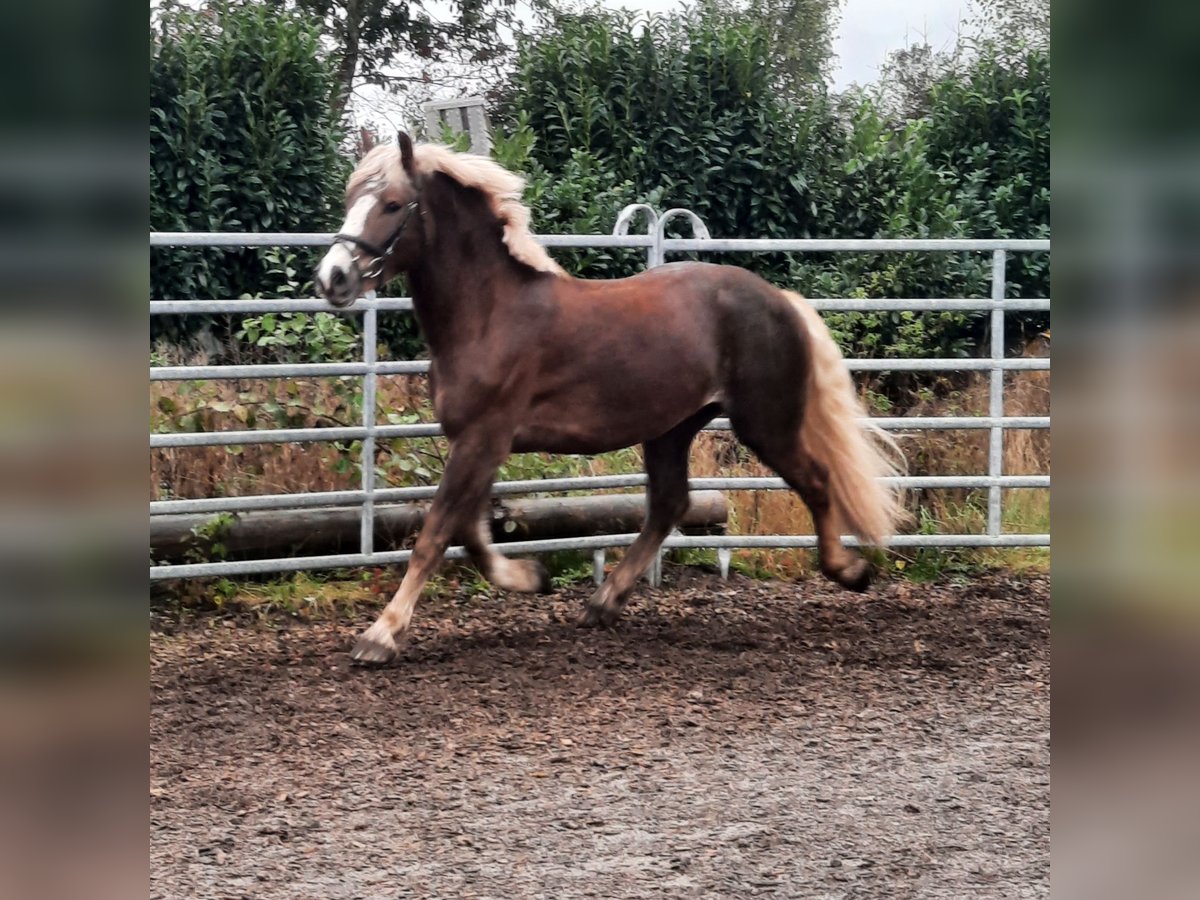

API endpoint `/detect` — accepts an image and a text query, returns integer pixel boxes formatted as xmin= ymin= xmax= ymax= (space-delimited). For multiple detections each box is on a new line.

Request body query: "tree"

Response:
xmin=968 ymin=0 xmax=1049 ymax=59
xmin=877 ymin=0 xmax=1048 ymax=120
xmin=713 ymin=0 xmax=845 ymax=96
xmin=500 ymin=8 xmax=841 ymax=242
xmin=924 ymin=46 xmax=1050 ymax=305
xmin=268 ymin=0 xmax=542 ymax=119
xmin=498 ymin=3 xmax=1053 ymax=363
xmin=877 ymin=40 xmax=957 ymax=121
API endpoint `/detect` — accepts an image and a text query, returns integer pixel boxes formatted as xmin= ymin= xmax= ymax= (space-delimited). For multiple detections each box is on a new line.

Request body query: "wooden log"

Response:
xmin=150 ymin=491 xmax=727 ymax=564
xmin=491 ymin=492 xmax=727 ymax=540
xmin=149 ymin=505 xmax=425 ymax=563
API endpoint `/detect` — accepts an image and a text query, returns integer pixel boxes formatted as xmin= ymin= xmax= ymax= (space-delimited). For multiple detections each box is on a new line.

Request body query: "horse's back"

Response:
xmin=567 ymin=260 xmax=769 ymax=297
xmin=548 ymin=258 xmax=810 ymax=400
xmin=550 ymin=260 xmax=806 ymax=363
xmin=558 ymin=261 xmax=796 ymax=325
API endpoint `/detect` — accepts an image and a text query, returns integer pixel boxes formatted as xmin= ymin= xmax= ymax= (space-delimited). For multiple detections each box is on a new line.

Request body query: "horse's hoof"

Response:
xmin=839 ymin=558 xmax=872 ymax=593
xmin=350 ymin=624 xmax=398 ymax=665
xmin=493 ymin=557 xmax=552 ymax=594
xmin=350 ymin=638 xmax=396 ymax=665
xmin=577 ymin=601 xmax=620 ymax=628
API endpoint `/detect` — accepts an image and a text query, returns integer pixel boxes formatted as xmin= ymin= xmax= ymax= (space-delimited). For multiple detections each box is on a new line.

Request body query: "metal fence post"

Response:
xmin=648 ymin=210 xmax=713 ymax=584
xmin=615 ymin=205 xmax=674 ymax=584
xmin=648 ymin=552 xmax=663 ymax=587
xmin=988 ymin=250 xmax=1006 ymax=537
xmin=361 ymin=294 xmax=378 ymax=556
xmin=612 ymin=204 xmax=660 ymax=268
xmin=654 ymin=209 xmax=711 ymax=266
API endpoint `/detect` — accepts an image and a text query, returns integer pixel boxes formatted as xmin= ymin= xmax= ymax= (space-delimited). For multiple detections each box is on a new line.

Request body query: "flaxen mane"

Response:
xmin=348 ymin=143 xmax=565 ymax=276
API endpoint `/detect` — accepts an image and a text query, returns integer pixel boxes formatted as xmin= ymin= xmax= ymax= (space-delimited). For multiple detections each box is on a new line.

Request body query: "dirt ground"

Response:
xmin=151 ymin=567 xmax=1049 ymax=899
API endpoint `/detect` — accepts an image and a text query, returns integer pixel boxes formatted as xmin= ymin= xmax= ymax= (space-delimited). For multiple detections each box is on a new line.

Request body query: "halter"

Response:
xmin=333 ymin=199 xmax=419 ymax=281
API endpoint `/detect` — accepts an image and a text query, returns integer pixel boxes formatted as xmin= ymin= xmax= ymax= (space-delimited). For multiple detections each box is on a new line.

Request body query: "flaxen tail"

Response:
xmin=785 ymin=291 xmax=908 ymax=546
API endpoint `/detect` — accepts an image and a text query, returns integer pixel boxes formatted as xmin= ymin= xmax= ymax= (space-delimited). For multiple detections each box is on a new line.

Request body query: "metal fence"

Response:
xmin=150 ymin=207 xmax=1050 ymax=582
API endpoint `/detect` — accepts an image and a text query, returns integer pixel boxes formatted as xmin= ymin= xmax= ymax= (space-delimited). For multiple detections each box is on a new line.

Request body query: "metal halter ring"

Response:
xmin=333 ymin=199 xmax=419 ymax=281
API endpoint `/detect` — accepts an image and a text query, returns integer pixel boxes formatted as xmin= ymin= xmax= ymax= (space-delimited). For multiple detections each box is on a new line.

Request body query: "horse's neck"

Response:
xmin=408 ymin=199 xmax=524 ymax=358
xmin=410 ymin=257 xmax=506 ymax=359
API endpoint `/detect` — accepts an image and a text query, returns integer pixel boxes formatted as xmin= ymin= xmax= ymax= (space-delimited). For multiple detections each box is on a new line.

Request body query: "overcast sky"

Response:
xmin=602 ymin=0 xmax=969 ymax=89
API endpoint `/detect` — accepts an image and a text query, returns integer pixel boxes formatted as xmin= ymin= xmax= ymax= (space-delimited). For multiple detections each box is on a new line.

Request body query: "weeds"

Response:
xmin=184 ymin=512 xmax=237 ymax=564
xmin=546 ymin=551 xmax=596 ymax=588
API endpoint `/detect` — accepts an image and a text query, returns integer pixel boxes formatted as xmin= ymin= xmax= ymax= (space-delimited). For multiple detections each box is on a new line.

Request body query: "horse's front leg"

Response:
xmin=462 ymin=509 xmax=551 ymax=594
xmin=352 ymin=428 xmax=512 ymax=664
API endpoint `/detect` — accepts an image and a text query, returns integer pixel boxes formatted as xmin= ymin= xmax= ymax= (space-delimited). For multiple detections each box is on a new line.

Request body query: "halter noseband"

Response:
xmin=333 ymin=199 xmax=419 ymax=281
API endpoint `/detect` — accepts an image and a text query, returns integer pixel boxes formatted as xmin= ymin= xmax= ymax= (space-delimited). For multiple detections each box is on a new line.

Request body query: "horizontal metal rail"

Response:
xmin=150 ymin=532 xmax=1051 ymax=581
xmin=148 ymin=296 xmax=1050 ymax=316
xmin=150 ymin=360 xmax=428 ymax=380
xmin=149 ymin=298 xmax=415 ymax=314
xmin=150 ymin=474 xmax=1049 ymax=516
xmin=151 ymin=233 xmax=1050 ymax=253
xmin=149 ymin=220 xmax=1051 ymax=577
xmin=152 ymin=232 xmax=336 ymax=247
xmin=150 ymin=357 xmax=1047 ymax=384
xmin=150 ymin=232 xmax=656 ymax=249
xmin=662 ymin=237 xmax=1050 ymax=253
xmin=150 ymin=414 xmax=1049 ymax=448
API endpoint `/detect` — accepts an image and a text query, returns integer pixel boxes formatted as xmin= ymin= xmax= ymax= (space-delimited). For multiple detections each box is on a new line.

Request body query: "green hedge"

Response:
xmin=150 ymin=0 xmax=348 ymax=344
xmin=495 ymin=8 xmax=1049 ymax=363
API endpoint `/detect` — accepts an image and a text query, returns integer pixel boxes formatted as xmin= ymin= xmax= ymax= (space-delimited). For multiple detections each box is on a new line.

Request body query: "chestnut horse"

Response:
xmin=316 ymin=134 xmax=905 ymax=663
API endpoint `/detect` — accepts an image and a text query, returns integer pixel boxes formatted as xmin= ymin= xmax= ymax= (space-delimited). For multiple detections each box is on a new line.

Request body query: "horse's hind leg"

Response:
xmin=578 ymin=411 xmax=711 ymax=627
xmin=735 ymin=423 xmax=871 ymax=592
xmin=462 ymin=512 xmax=551 ymax=594
xmin=778 ymin=449 xmax=871 ymax=591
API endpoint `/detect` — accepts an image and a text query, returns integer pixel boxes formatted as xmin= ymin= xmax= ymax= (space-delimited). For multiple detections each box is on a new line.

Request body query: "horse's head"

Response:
xmin=316 ymin=132 xmax=424 ymax=308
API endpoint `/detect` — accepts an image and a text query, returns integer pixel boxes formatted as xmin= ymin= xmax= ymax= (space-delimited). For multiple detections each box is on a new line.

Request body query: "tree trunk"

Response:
xmin=151 ymin=491 xmax=729 ymax=564
xmin=331 ymin=0 xmax=361 ymax=121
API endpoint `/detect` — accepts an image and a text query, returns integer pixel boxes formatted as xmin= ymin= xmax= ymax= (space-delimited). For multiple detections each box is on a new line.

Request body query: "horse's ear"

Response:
xmin=398 ymin=132 xmax=415 ymax=176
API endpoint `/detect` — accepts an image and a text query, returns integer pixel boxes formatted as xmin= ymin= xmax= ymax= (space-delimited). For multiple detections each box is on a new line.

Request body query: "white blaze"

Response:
xmin=316 ymin=194 xmax=377 ymax=290
xmin=340 ymin=193 xmax=378 ymax=238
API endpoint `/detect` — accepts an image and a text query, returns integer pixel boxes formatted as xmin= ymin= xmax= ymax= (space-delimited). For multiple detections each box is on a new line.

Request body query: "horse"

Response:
xmin=315 ymin=133 xmax=906 ymax=664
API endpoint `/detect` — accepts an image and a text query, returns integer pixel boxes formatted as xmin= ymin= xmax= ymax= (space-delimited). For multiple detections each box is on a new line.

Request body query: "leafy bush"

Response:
xmin=224 ymin=248 xmax=360 ymax=363
xmin=150 ymin=0 xmax=348 ymax=343
xmin=924 ymin=45 xmax=1051 ymax=339
xmin=235 ymin=312 xmax=359 ymax=363
xmin=496 ymin=6 xmax=1049 ymax=365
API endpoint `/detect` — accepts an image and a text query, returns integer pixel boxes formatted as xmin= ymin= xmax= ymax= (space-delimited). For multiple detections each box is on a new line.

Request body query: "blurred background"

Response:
xmin=0 ymin=2 xmax=146 ymax=898
xmin=1053 ymin=2 xmax=1200 ymax=897
xmin=3 ymin=0 xmax=1200 ymax=897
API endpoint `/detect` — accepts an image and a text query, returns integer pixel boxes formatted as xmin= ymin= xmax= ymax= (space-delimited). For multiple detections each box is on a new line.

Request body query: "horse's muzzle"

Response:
xmin=314 ymin=246 xmax=360 ymax=308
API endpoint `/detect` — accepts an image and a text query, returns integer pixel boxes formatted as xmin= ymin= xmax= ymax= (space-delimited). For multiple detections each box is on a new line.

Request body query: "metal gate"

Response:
xmin=150 ymin=207 xmax=1049 ymax=581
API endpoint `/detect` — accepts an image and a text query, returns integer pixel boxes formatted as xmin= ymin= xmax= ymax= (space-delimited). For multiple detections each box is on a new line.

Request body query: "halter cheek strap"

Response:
xmin=334 ymin=199 xmax=419 ymax=280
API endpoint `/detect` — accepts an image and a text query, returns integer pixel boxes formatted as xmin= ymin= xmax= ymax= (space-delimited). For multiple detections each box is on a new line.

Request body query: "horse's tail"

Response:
xmin=784 ymin=291 xmax=908 ymax=546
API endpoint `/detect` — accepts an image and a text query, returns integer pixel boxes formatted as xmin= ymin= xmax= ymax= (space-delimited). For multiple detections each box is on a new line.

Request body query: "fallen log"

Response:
xmin=150 ymin=491 xmax=727 ymax=564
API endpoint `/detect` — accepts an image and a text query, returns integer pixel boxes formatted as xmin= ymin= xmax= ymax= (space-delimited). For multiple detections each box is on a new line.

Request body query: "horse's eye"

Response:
xmin=383 ymin=201 xmax=403 ymax=214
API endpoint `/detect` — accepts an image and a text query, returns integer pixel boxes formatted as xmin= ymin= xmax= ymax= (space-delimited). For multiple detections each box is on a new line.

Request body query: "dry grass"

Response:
xmin=887 ymin=334 xmax=1051 ymax=575
xmin=151 ymin=343 xmax=436 ymax=502
xmin=151 ymin=337 xmax=1050 ymax=579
